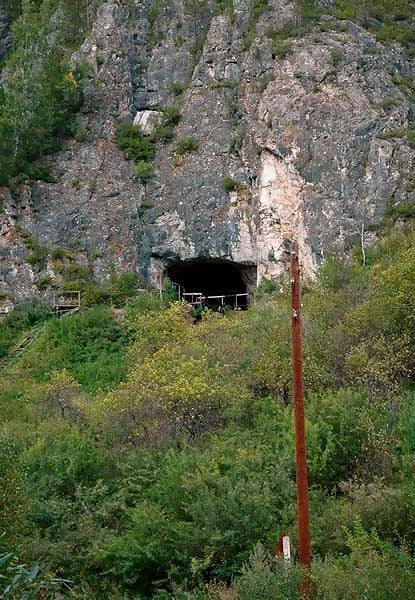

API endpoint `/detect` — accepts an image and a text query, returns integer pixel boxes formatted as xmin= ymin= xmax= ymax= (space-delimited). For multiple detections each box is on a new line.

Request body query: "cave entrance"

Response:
xmin=167 ymin=259 xmax=256 ymax=310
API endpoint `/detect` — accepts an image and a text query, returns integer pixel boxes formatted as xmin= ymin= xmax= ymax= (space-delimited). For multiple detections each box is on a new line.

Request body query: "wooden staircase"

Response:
xmin=0 ymin=325 xmax=42 ymax=372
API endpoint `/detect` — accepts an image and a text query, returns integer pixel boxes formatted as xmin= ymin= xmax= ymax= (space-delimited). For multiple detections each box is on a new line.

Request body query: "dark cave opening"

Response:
xmin=167 ymin=259 xmax=256 ymax=309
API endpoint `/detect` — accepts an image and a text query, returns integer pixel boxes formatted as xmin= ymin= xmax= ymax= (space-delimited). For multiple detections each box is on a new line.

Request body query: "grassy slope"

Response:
xmin=2 ymin=228 xmax=415 ymax=598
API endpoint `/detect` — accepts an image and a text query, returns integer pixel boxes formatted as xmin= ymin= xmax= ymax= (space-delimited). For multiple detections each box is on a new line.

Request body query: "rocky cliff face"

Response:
xmin=1 ymin=0 xmax=414 ymax=304
xmin=0 ymin=3 xmax=11 ymax=60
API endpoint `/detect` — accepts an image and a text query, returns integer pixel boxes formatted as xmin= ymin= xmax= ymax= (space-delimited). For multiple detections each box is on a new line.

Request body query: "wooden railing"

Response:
xmin=181 ymin=291 xmax=249 ymax=309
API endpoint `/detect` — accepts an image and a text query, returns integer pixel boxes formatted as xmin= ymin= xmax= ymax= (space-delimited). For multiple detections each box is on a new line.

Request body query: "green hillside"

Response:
xmin=2 ymin=226 xmax=415 ymax=598
xmin=2 ymin=1 xmax=415 ymax=598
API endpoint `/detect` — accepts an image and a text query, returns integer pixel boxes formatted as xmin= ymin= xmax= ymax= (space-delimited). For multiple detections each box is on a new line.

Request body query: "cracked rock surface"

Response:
xmin=1 ymin=0 xmax=414 ymax=303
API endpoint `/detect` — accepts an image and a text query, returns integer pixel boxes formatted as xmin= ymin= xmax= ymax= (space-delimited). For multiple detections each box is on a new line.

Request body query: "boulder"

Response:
xmin=133 ymin=110 xmax=162 ymax=136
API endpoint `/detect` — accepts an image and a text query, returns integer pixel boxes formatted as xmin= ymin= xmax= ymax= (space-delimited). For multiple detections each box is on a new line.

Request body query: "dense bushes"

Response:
xmin=2 ymin=229 xmax=415 ymax=596
xmin=0 ymin=303 xmax=50 ymax=358
xmin=115 ymin=106 xmax=181 ymax=183
xmin=302 ymin=0 xmax=415 ymax=50
xmin=255 ymin=0 xmax=415 ymax=56
xmin=0 ymin=436 xmax=26 ymax=545
xmin=58 ymin=268 xmax=140 ymax=308
xmin=19 ymin=305 xmax=129 ymax=392
xmin=0 ymin=1 xmax=92 ymax=186
xmin=116 ymin=123 xmax=156 ymax=163
xmin=225 ymin=525 xmax=415 ymax=600
xmin=174 ymin=136 xmax=198 ymax=155
xmin=0 ymin=547 xmax=65 ymax=599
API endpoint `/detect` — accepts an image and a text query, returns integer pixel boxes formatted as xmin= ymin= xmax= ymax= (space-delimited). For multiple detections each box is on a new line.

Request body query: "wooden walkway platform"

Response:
xmin=181 ymin=291 xmax=249 ymax=309
xmin=52 ymin=291 xmax=81 ymax=315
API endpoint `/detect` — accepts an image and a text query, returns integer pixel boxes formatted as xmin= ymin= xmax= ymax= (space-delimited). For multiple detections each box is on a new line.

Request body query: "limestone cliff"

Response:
xmin=1 ymin=0 xmax=414 ymax=304
xmin=0 ymin=3 xmax=11 ymax=60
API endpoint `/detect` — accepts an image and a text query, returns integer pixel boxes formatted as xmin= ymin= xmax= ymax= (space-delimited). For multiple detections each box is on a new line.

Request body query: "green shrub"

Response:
xmin=312 ymin=522 xmax=415 ymax=599
xmin=96 ymin=501 xmax=174 ymax=595
xmin=115 ymin=123 xmax=155 ymax=162
xmin=134 ymin=160 xmax=154 ymax=183
xmin=109 ymin=272 xmax=139 ymax=306
xmin=36 ymin=275 xmax=53 ymax=290
xmin=19 ymin=306 xmax=128 ymax=392
xmin=169 ymin=81 xmax=185 ymax=96
xmin=88 ymin=179 xmax=97 ymax=193
xmin=123 ymin=291 xmax=164 ymax=318
xmin=0 ymin=303 xmax=50 ymax=356
xmin=151 ymin=124 xmax=175 ymax=143
xmin=406 ymin=129 xmax=415 ymax=148
xmin=330 ymin=47 xmax=345 ymax=66
xmin=256 ymin=276 xmax=277 ymax=298
xmin=0 ymin=548 xmax=66 ymax=599
xmin=19 ymin=230 xmax=48 ymax=270
xmin=271 ymin=38 xmax=294 ymax=58
xmin=161 ymin=106 xmax=181 ymax=127
xmin=215 ymin=0 xmax=235 ymax=18
xmin=79 ymin=282 xmax=110 ymax=306
xmin=148 ymin=0 xmax=166 ymax=26
xmin=384 ymin=201 xmax=415 ymax=220
xmin=138 ymin=198 xmax=153 ymax=216
xmin=378 ymin=128 xmax=407 ymax=140
xmin=51 ymin=246 xmax=71 ymax=260
xmin=221 ymin=177 xmax=241 ymax=192
xmin=191 ymin=26 xmax=209 ymax=58
xmin=381 ymin=97 xmax=399 ymax=112
xmin=266 ymin=24 xmax=296 ymax=59
xmin=151 ymin=106 xmax=181 ymax=143
xmin=0 ymin=436 xmax=26 ymax=543
xmin=317 ymin=255 xmax=351 ymax=291
xmin=174 ymin=136 xmax=198 ymax=155
xmin=306 ymin=389 xmax=373 ymax=489
xmin=234 ymin=543 xmax=303 ymax=600
xmin=61 ymin=262 xmax=90 ymax=283
xmin=24 ymin=424 xmax=108 ymax=499
xmin=377 ymin=126 xmax=415 ymax=148
xmin=27 ymin=246 xmax=48 ymax=270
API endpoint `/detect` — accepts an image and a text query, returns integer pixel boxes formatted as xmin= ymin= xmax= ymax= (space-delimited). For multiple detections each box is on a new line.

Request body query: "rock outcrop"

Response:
xmin=0 ymin=2 xmax=12 ymax=60
xmin=1 ymin=0 xmax=414 ymax=303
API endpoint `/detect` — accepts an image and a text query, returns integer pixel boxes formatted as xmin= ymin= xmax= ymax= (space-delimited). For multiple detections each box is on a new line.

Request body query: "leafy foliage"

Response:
xmin=174 ymin=136 xmax=198 ymax=155
xmin=234 ymin=543 xmax=303 ymax=600
xmin=244 ymin=0 xmax=270 ymax=48
xmin=115 ymin=123 xmax=156 ymax=163
xmin=18 ymin=306 xmax=129 ymax=392
xmin=0 ymin=547 xmax=67 ymax=599
xmin=116 ymin=106 xmax=181 ymax=181
xmin=221 ymin=177 xmax=241 ymax=193
xmin=135 ymin=160 xmax=154 ymax=183
xmin=0 ymin=303 xmax=50 ymax=358
xmin=3 ymin=226 xmax=415 ymax=597
xmin=302 ymin=0 xmax=415 ymax=51
xmin=0 ymin=0 xmax=92 ymax=186
xmin=0 ymin=436 xmax=26 ymax=544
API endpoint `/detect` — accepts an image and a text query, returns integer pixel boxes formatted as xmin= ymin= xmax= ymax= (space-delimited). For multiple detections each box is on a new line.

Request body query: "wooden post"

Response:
xmin=290 ymin=241 xmax=311 ymax=597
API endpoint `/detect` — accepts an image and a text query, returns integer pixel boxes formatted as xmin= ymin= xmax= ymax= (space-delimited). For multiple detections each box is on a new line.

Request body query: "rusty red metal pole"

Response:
xmin=290 ymin=241 xmax=311 ymax=596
